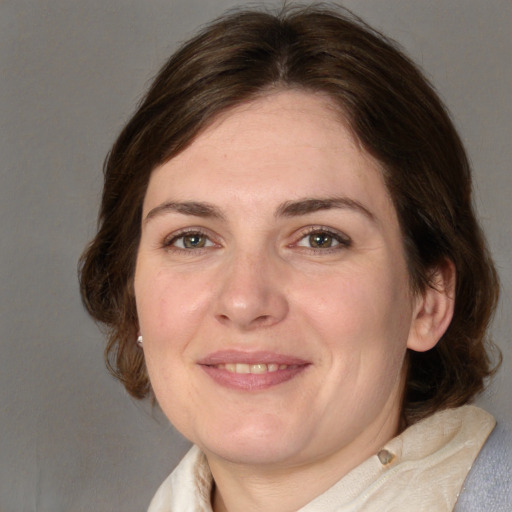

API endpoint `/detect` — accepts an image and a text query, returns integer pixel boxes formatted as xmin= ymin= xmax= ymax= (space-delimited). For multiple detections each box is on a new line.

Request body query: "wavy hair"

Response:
xmin=79 ymin=5 xmax=500 ymax=425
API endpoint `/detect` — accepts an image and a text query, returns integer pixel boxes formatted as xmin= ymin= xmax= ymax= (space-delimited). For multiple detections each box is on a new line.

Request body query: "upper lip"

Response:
xmin=197 ymin=350 xmax=310 ymax=366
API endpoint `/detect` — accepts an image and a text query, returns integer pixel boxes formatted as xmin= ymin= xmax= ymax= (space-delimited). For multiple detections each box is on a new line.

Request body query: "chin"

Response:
xmin=204 ymin=440 xmax=304 ymax=467
xmin=195 ymin=418 xmax=311 ymax=466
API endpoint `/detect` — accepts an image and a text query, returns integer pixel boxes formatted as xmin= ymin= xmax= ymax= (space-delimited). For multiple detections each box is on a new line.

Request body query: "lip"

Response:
xmin=197 ymin=350 xmax=309 ymax=366
xmin=197 ymin=350 xmax=310 ymax=391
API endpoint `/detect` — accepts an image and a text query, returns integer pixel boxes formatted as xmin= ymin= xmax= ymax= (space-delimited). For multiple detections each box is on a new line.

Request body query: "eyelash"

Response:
xmin=293 ymin=227 xmax=352 ymax=253
xmin=162 ymin=226 xmax=351 ymax=255
xmin=162 ymin=229 xmax=217 ymax=252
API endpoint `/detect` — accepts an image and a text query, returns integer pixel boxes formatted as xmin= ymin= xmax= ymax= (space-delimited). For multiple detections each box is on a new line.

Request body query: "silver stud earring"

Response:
xmin=137 ymin=335 xmax=143 ymax=347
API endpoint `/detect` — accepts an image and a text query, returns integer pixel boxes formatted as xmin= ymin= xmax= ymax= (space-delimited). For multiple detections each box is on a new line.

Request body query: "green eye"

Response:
xmin=167 ymin=231 xmax=214 ymax=250
xmin=309 ymin=232 xmax=336 ymax=248
xmin=296 ymin=229 xmax=351 ymax=250
xmin=182 ymin=233 xmax=207 ymax=248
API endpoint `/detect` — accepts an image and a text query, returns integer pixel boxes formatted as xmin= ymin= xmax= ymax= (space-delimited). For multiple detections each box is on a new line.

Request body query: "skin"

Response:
xmin=134 ymin=91 xmax=454 ymax=511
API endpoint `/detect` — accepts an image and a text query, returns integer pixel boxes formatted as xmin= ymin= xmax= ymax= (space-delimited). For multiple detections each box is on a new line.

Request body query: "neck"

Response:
xmin=210 ymin=456 xmax=354 ymax=512
xmin=207 ymin=409 xmax=400 ymax=512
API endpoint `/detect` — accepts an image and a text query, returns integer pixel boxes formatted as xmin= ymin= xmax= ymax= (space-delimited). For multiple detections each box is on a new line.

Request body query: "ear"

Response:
xmin=407 ymin=259 xmax=456 ymax=353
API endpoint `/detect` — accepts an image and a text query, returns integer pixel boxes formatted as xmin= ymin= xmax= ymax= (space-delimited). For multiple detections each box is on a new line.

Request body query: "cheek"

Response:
xmin=296 ymin=262 xmax=413 ymax=398
xmin=135 ymin=268 xmax=212 ymax=341
xmin=134 ymin=270 xmax=207 ymax=419
xmin=301 ymin=264 xmax=410 ymax=338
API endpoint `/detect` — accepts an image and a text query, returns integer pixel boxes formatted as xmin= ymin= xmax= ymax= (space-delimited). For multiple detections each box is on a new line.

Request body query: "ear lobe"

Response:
xmin=407 ymin=260 xmax=456 ymax=353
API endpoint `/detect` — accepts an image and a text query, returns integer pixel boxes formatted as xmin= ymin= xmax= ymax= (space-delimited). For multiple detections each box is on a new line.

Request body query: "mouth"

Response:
xmin=212 ymin=363 xmax=301 ymax=374
xmin=197 ymin=351 xmax=310 ymax=391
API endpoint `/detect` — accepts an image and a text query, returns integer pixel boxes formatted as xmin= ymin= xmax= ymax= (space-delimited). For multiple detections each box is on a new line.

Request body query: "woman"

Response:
xmin=79 ymin=6 xmax=509 ymax=511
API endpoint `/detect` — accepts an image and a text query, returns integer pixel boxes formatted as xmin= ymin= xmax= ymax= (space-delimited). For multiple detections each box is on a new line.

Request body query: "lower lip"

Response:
xmin=199 ymin=364 xmax=308 ymax=391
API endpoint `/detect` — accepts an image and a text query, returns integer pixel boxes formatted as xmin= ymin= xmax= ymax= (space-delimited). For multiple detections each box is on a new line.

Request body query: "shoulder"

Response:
xmin=454 ymin=420 xmax=512 ymax=511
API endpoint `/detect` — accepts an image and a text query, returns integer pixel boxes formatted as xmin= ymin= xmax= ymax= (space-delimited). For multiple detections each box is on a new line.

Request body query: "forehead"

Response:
xmin=199 ymin=90 xmax=351 ymax=145
xmin=182 ymin=91 xmax=360 ymax=169
xmin=144 ymin=90 xmax=390 ymax=216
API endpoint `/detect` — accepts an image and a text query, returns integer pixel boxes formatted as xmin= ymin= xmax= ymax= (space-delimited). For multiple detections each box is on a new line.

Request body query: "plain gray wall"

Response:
xmin=1 ymin=1 xmax=510 ymax=510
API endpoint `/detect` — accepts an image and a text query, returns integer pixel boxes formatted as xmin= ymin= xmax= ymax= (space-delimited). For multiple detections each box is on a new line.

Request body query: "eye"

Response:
xmin=164 ymin=231 xmax=215 ymax=250
xmin=302 ymin=232 xmax=338 ymax=249
xmin=295 ymin=228 xmax=351 ymax=250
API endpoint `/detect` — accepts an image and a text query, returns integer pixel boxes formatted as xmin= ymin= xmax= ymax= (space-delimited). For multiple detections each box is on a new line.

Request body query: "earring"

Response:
xmin=137 ymin=335 xmax=143 ymax=347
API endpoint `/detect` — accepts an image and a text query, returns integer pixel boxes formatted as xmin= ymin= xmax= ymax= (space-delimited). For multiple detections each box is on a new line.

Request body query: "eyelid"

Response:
xmin=291 ymin=226 xmax=352 ymax=251
xmin=162 ymin=227 xmax=220 ymax=250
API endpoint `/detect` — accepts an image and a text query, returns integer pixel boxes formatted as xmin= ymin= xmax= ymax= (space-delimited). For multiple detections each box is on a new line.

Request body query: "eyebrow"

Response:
xmin=145 ymin=201 xmax=226 ymax=223
xmin=144 ymin=196 xmax=375 ymax=224
xmin=276 ymin=197 xmax=376 ymax=222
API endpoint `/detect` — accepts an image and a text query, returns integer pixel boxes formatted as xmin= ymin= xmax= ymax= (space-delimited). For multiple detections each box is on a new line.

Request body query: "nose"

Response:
xmin=213 ymin=250 xmax=289 ymax=330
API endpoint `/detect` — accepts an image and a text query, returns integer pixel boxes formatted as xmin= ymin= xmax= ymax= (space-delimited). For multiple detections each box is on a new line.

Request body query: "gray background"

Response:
xmin=1 ymin=1 xmax=510 ymax=510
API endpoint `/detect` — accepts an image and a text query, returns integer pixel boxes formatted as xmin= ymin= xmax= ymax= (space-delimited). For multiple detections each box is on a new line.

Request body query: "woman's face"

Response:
xmin=134 ymin=91 xmax=424 ymax=471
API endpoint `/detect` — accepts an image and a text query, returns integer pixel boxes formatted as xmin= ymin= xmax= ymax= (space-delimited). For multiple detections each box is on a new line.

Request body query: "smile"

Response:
xmin=212 ymin=363 xmax=299 ymax=374
xmin=198 ymin=351 xmax=310 ymax=391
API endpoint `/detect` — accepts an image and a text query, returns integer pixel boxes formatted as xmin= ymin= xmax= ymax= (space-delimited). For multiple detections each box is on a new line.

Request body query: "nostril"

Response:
xmin=250 ymin=314 xmax=276 ymax=328
xmin=215 ymin=312 xmax=276 ymax=329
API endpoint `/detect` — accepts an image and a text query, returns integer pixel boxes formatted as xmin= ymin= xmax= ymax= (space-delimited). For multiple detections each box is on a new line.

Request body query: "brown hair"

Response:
xmin=79 ymin=5 xmax=500 ymax=424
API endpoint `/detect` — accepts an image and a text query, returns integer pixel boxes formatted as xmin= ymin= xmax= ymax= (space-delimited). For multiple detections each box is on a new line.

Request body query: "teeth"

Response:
xmin=215 ymin=363 xmax=296 ymax=374
xmin=235 ymin=363 xmax=250 ymax=374
xmin=250 ymin=364 xmax=267 ymax=374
